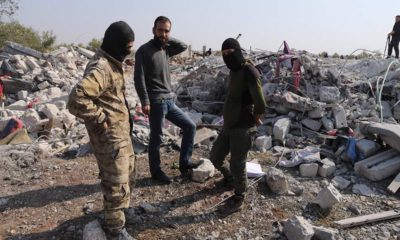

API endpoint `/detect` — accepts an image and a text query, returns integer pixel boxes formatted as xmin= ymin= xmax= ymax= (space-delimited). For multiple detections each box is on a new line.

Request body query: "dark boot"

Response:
xmin=151 ymin=170 xmax=171 ymax=184
xmin=218 ymin=194 xmax=245 ymax=214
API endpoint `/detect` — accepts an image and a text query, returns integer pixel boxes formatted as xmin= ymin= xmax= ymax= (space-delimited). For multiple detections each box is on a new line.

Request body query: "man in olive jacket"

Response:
xmin=210 ymin=38 xmax=266 ymax=213
xmin=68 ymin=21 xmax=135 ymax=240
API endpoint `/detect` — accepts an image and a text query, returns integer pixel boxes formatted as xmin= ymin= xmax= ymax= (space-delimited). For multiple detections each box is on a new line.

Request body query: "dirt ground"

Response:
xmin=1 ymin=145 xmax=400 ymax=240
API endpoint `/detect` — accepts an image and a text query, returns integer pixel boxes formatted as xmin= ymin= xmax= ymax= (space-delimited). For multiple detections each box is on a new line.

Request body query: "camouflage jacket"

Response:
xmin=67 ymin=49 xmax=131 ymax=153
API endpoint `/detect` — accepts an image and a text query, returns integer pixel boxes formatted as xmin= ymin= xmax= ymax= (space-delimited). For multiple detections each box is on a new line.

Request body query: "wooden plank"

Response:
xmin=334 ymin=210 xmax=400 ymax=229
xmin=387 ymin=172 xmax=400 ymax=194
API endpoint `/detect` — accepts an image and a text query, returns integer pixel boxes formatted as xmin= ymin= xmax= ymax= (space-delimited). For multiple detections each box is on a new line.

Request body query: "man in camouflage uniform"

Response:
xmin=67 ymin=21 xmax=135 ymax=240
xmin=210 ymin=38 xmax=266 ymax=214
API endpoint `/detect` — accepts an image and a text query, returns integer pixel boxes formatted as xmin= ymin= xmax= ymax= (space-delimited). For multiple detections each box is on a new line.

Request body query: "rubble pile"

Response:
xmin=2 ymin=40 xmax=400 ymax=239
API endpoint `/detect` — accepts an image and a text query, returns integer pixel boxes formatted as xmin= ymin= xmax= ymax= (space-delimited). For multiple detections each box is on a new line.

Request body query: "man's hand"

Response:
xmin=94 ymin=120 xmax=109 ymax=135
xmin=142 ymin=105 xmax=150 ymax=116
xmin=254 ymin=114 xmax=263 ymax=126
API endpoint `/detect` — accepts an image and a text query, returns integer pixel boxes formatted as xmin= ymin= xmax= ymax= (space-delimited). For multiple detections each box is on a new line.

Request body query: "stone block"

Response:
xmin=41 ymin=103 xmax=60 ymax=119
xmin=318 ymin=158 xmax=336 ymax=177
xmin=37 ymin=81 xmax=50 ymax=90
xmin=308 ymin=108 xmax=325 ymax=119
xmin=314 ymin=184 xmax=342 ymax=209
xmin=254 ymin=135 xmax=272 ymax=152
xmin=321 ymin=116 xmax=334 ymax=131
xmin=82 ymin=220 xmax=107 ymax=240
xmin=5 ymin=100 xmax=26 ymax=111
xmin=299 ymin=163 xmax=319 ymax=177
xmin=313 ymin=226 xmax=339 ymax=240
xmin=17 ymin=90 xmax=28 ymax=101
xmin=354 ymin=149 xmax=400 ymax=181
xmin=333 ymin=105 xmax=347 ymax=128
xmin=273 ymin=118 xmax=291 ymax=142
xmin=356 ymin=139 xmax=381 ymax=158
xmin=301 ymin=118 xmax=322 ymax=131
xmin=283 ymin=216 xmax=314 ymax=240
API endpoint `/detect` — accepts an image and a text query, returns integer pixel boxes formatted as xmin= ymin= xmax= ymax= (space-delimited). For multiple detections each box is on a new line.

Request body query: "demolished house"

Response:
xmin=1 ymin=39 xmax=400 ymax=239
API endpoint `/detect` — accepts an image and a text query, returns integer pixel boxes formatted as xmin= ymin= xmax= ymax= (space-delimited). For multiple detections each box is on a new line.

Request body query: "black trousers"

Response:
xmin=388 ymin=38 xmax=399 ymax=58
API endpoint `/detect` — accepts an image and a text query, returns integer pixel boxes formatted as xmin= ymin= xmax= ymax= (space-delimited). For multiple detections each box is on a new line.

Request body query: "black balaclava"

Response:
xmin=221 ymin=38 xmax=245 ymax=71
xmin=101 ymin=21 xmax=135 ymax=62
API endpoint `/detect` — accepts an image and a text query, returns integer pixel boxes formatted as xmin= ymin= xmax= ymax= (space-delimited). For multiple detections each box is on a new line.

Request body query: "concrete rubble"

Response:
xmin=2 ymin=41 xmax=400 ymax=239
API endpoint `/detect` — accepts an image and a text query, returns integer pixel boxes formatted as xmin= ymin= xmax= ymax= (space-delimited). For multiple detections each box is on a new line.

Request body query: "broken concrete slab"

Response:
xmin=3 ymin=41 xmax=43 ymax=59
xmin=314 ymin=184 xmax=342 ymax=209
xmin=17 ymin=90 xmax=28 ymax=101
xmin=321 ymin=116 xmax=334 ymax=131
xmin=299 ymin=163 xmax=319 ymax=177
xmin=2 ymin=78 xmax=33 ymax=94
xmin=283 ymin=216 xmax=315 ymax=240
xmin=41 ymin=103 xmax=60 ymax=120
xmin=352 ymin=184 xmax=375 ymax=196
xmin=360 ymin=121 xmax=400 ymax=152
xmin=332 ymin=105 xmax=347 ymax=129
xmin=5 ymin=100 xmax=26 ymax=111
xmin=308 ymin=108 xmax=325 ymax=119
xmin=76 ymin=47 xmax=95 ymax=59
xmin=273 ymin=117 xmax=291 ymax=142
xmin=387 ymin=172 xmax=400 ymax=194
xmin=354 ymin=148 xmax=400 ymax=181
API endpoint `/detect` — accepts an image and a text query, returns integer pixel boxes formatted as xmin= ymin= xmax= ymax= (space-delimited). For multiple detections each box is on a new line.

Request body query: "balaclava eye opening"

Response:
xmin=221 ymin=38 xmax=245 ymax=71
xmin=101 ymin=21 xmax=135 ymax=62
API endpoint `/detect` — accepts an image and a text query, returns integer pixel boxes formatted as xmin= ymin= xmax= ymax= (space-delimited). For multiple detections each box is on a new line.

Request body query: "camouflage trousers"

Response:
xmin=93 ymin=141 xmax=135 ymax=233
xmin=210 ymin=127 xmax=255 ymax=195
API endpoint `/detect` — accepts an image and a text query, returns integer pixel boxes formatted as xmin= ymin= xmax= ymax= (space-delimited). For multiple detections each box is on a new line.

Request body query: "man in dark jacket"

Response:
xmin=210 ymin=38 xmax=266 ymax=213
xmin=387 ymin=15 xmax=400 ymax=59
xmin=134 ymin=16 xmax=200 ymax=184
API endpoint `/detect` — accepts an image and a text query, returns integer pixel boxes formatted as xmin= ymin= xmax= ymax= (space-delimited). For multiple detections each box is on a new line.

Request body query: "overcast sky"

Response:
xmin=14 ymin=0 xmax=400 ymax=54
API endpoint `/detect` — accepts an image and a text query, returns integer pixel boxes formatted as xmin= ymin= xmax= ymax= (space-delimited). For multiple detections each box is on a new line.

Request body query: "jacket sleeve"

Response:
xmin=134 ymin=48 xmax=150 ymax=106
xmin=67 ymin=68 xmax=109 ymax=123
xmin=245 ymin=65 xmax=266 ymax=114
xmin=166 ymin=38 xmax=187 ymax=57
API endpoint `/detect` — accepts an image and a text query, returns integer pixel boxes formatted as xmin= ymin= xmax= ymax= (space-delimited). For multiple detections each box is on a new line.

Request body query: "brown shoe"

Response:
xmin=218 ymin=194 xmax=245 ymax=214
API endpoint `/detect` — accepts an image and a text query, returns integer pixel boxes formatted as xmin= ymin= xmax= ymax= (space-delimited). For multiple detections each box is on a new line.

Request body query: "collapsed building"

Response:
xmin=1 ymin=40 xmax=400 ymax=238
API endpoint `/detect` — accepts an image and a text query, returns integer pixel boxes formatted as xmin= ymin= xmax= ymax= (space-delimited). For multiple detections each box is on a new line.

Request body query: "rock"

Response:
xmin=273 ymin=118 xmax=291 ymax=142
xmin=25 ymin=56 xmax=40 ymax=70
xmin=140 ymin=203 xmax=158 ymax=213
xmin=381 ymin=101 xmax=393 ymax=118
xmin=82 ymin=220 xmax=107 ymax=240
xmin=318 ymin=158 xmax=336 ymax=177
xmin=308 ymin=108 xmax=325 ymax=119
xmin=266 ymin=167 xmax=289 ymax=194
xmin=0 ymin=198 xmax=8 ymax=206
xmin=17 ymin=90 xmax=28 ymax=101
xmin=301 ymin=118 xmax=322 ymax=131
xmin=60 ymin=109 xmax=76 ymax=128
xmin=191 ymin=158 xmax=215 ymax=183
xmin=319 ymin=86 xmax=340 ymax=103
xmin=332 ymin=176 xmax=351 ymax=190
xmin=283 ymin=216 xmax=314 ymax=240
xmin=299 ymin=163 xmax=319 ymax=177
xmin=313 ymin=226 xmax=339 ymax=240
xmin=314 ymin=184 xmax=342 ymax=209
xmin=254 ymin=135 xmax=272 ymax=152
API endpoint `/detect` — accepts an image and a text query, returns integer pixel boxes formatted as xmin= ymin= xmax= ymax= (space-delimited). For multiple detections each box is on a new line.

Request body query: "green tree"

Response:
xmin=332 ymin=53 xmax=339 ymax=58
xmin=0 ymin=0 xmax=18 ymax=22
xmin=40 ymin=30 xmax=56 ymax=51
xmin=0 ymin=21 xmax=42 ymax=50
xmin=87 ymin=38 xmax=101 ymax=51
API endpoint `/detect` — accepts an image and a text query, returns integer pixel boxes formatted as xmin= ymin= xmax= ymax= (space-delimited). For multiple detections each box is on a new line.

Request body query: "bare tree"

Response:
xmin=0 ymin=0 xmax=18 ymax=22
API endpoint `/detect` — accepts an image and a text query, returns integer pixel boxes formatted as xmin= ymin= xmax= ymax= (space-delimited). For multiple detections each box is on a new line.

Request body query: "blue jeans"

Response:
xmin=148 ymin=99 xmax=196 ymax=175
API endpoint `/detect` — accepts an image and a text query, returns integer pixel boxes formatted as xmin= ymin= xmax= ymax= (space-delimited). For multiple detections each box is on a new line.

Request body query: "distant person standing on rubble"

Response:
xmin=387 ymin=15 xmax=400 ymax=59
xmin=134 ymin=16 xmax=201 ymax=184
xmin=67 ymin=21 xmax=135 ymax=240
xmin=210 ymin=38 xmax=266 ymax=214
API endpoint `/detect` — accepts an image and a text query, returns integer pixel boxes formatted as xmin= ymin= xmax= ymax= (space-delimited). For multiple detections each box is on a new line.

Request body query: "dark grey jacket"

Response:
xmin=134 ymin=38 xmax=187 ymax=105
